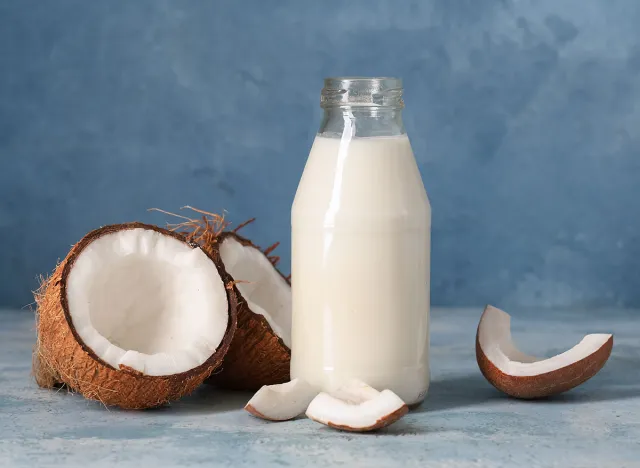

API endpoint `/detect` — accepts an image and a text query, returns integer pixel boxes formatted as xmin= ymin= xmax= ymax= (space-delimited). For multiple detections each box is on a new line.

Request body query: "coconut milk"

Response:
xmin=291 ymin=134 xmax=431 ymax=405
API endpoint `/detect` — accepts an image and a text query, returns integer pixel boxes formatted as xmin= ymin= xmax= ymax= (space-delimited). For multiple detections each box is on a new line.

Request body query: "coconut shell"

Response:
xmin=476 ymin=334 xmax=614 ymax=399
xmin=32 ymin=348 xmax=61 ymax=389
xmin=322 ymin=405 xmax=409 ymax=433
xmin=33 ymin=223 xmax=238 ymax=409
xmin=203 ymin=232 xmax=291 ymax=391
xmin=244 ymin=404 xmax=274 ymax=421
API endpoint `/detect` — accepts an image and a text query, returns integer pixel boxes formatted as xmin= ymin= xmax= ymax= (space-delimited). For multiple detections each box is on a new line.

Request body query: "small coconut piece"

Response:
xmin=476 ymin=305 xmax=613 ymax=399
xmin=245 ymin=378 xmax=318 ymax=421
xmin=34 ymin=223 xmax=237 ymax=409
xmin=306 ymin=380 xmax=409 ymax=432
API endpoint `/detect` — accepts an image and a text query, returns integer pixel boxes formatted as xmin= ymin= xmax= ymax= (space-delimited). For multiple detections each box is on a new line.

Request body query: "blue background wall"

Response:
xmin=1 ymin=0 xmax=639 ymax=309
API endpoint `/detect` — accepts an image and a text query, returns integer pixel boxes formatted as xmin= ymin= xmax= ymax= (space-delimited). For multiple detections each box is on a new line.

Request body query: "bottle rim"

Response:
xmin=321 ymin=77 xmax=404 ymax=109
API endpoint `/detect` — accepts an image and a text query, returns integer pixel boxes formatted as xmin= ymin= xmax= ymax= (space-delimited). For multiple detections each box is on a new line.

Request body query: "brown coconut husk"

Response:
xmin=156 ymin=207 xmax=291 ymax=390
xmin=32 ymin=348 xmax=61 ymax=389
xmin=33 ymin=222 xmax=238 ymax=409
xmin=476 ymin=335 xmax=614 ymax=399
xmin=210 ymin=231 xmax=291 ymax=389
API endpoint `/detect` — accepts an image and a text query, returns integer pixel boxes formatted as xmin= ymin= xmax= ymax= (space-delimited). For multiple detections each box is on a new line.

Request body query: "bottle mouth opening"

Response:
xmin=321 ymin=77 xmax=404 ymax=109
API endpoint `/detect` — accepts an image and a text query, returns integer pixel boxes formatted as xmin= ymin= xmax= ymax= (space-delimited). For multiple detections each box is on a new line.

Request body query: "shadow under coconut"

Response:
xmin=522 ymin=386 xmax=640 ymax=405
xmin=413 ymin=374 xmax=502 ymax=413
xmin=145 ymin=386 xmax=252 ymax=415
xmin=310 ymin=422 xmax=435 ymax=436
xmin=381 ymin=420 xmax=439 ymax=436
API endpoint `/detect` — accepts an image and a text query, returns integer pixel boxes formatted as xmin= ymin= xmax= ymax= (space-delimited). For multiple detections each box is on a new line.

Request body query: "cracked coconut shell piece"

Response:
xmin=476 ymin=305 xmax=613 ymax=399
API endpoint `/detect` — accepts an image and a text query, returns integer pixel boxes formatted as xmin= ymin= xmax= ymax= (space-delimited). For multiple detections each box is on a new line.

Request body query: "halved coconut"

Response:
xmin=306 ymin=380 xmax=409 ymax=432
xmin=476 ymin=305 xmax=613 ymax=399
xmin=33 ymin=223 xmax=237 ymax=409
xmin=207 ymin=232 xmax=291 ymax=390
xmin=245 ymin=378 xmax=317 ymax=421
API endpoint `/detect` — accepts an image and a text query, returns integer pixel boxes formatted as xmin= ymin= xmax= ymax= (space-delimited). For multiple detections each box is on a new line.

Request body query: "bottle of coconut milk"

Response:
xmin=291 ymin=77 xmax=431 ymax=405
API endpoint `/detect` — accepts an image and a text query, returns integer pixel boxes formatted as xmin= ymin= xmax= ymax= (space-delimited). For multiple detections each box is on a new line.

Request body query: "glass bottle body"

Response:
xmin=291 ymin=78 xmax=431 ymax=404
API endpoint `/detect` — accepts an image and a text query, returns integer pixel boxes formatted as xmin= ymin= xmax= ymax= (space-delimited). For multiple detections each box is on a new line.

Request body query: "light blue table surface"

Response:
xmin=1 ymin=308 xmax=638 ymax=467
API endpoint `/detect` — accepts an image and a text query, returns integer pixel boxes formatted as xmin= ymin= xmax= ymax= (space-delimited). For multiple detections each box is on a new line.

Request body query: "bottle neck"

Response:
xmin=318 ymin=107 xmax=406 ymax=138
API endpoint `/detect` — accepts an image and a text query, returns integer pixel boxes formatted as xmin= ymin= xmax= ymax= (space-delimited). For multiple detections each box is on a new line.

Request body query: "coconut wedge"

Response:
xmin=476 ymin=305 xmax=613 ymax=399
xmin=33 ymin=223 xmax=237 ymax=409
xmin=207 ymin=232 xmax=291 ymax=390
xmin=245 ymin=378 xmax=318 ymax=421
xmin=306 ymin=380 xmax=409 ymax=432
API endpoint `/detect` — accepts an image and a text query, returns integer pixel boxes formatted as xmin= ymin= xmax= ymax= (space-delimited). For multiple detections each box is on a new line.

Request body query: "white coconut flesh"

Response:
xmin=245 ymin=378 xmax=318 ymax=421
xmin=306 ymin=380 xmax=407 ymax=430
xmin=478 ymin=305 xmax=613 ymax=377
xmin=219 ymin=236 xmax=291 ymax=347
xmin=66 ymin=228 xmax=229 ymax=376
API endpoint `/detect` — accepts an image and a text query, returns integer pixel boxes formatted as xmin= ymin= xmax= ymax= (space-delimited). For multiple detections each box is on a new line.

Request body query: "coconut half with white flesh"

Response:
xmin=33 ymin=223 xmax=237 ymax=409
xmin=306 ymin=380 xmax=409 ymax=432
xmin=245 ymin=378 xmax=318 ymax=421
xmin=476 ymin=305 xmax=613 ymax=399
xmin=207 ymin=232 xmax=291 ymax=390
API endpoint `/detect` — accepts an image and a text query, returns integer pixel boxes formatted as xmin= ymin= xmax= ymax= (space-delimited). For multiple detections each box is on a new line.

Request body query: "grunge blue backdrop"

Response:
xmin=1 ymin=0 xmax=639 ymax=308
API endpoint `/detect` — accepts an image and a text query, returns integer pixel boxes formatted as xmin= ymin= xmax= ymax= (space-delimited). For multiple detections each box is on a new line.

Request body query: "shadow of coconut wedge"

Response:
xmin=476 ymin=305 xmax=613 ymax=399
xmin=33 ymin=223 xmax=237 ymax=409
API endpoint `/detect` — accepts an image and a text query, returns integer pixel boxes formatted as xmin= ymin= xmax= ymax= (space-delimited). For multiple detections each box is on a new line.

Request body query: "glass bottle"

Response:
xmin=291 ymin=77 xmax=431 ymax=405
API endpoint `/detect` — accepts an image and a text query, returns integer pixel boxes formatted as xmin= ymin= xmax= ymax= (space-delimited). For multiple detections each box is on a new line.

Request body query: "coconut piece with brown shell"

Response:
xmin=160 ymin=207 xmax=292 ymax=390
xmin=476 ymin=305 xmax=613 ymax=399
xmin=306 ymin=380 xmax=409 ymax=432
xmin=212 ymin=231 xmax=291 ymax=389
xmin=245 ymin=378 xmax=318 ymax=421
xmin=33 ymin=223 xmax=237 ymax=409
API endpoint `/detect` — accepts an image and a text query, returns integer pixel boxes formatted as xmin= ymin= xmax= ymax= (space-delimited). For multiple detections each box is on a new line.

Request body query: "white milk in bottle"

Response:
xmin=291 ymin=77 xmax=431 ymax=405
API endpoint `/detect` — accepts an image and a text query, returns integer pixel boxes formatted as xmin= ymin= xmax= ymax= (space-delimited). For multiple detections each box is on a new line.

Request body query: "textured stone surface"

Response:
xmin=1 ymin=308 xmax=638 ymax=467
xmin=2 ymin=0 xmax=640 ymax=308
